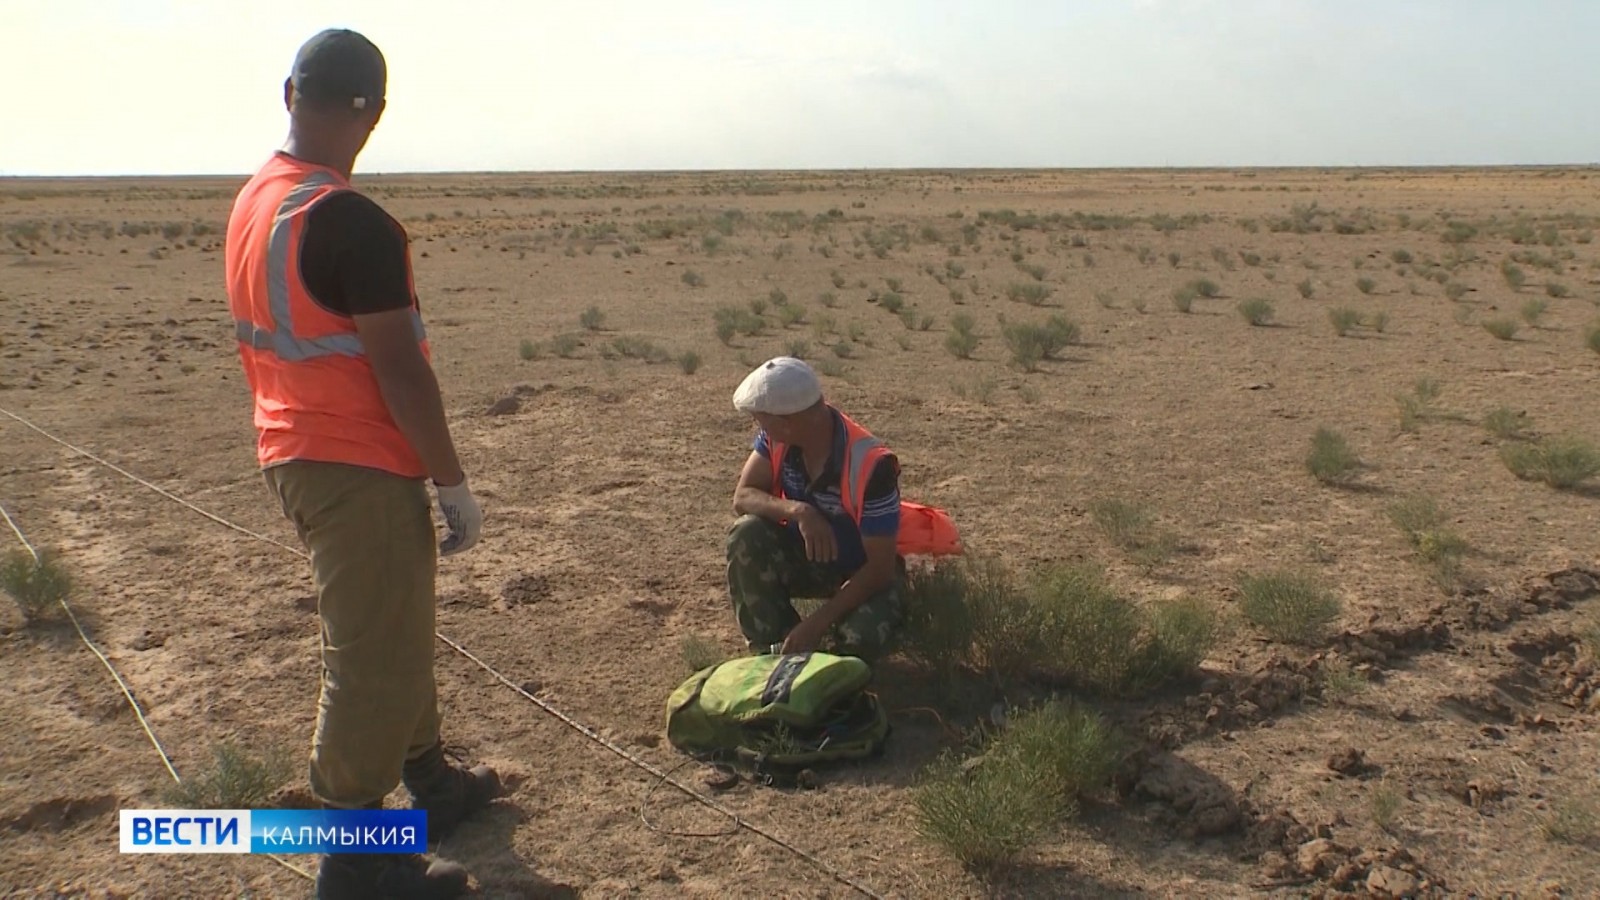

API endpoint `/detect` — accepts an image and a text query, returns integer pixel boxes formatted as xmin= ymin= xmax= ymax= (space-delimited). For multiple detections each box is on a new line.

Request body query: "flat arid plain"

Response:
xmin=3 ymin=167 xmax=1600 ymax=898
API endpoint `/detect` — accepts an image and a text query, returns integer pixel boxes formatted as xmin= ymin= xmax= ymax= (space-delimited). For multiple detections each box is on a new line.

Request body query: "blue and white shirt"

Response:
xmin=753 ymin=409 xmax=900 ymax=573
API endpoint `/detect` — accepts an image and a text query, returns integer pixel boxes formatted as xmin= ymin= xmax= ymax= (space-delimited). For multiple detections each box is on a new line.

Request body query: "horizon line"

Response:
xmin=3 ymin=162 xmax=1599 ymax=182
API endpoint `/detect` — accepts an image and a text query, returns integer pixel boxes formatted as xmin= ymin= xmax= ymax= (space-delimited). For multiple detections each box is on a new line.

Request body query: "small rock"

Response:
xmin=1259 ymin=851 xmax=1292 ymax=879
xmin=1296 ymin=838 xmax=1341 ymax=876
xmin=1327 ymin=747 xmax=1370 ymax=777
xmin=486 ymin=396 xmax=520 ymax=416
xmin=1367 ymin=865 xmax=1421 ymax=898
xmin=518 ymin=679 xmax=543 ymax=695
xmin=795 ymin=769 xmax=821 ymax=790
xmin=128 ymin=631 xmax=164 ymax=651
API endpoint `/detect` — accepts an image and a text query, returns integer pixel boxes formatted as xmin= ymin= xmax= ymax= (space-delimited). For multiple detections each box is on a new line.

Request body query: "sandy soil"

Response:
xmin=3 ymin=167 xmax=1599 ymax=898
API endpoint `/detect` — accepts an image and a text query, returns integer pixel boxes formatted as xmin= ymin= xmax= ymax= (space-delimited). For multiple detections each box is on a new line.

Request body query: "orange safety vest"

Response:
xmin=224 ymin=154 xmax=428 ymax=478
xmin=767 ymin=407 xmax=962 ymax=558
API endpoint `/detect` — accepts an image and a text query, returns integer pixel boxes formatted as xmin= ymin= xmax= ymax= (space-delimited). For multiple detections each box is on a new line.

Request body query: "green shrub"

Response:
xmin=1307 ymin=427 xmax=1361 ymax=484
xmin=1172 ymin=285 xmax=1198 ymax=313
xmin=1482 ymin=318 xmax=1519 ymax=341
xmin=1 ymin=549 xmax=68 ymax=623
xmin=1237 ymin=297 xmax=1274 ymax=326
xmin=1329 ymin=307 xmax=1361 ymax=336
xmin=1006 ymin=283 xmax=1052 ymax=306
xmin=912 ymin=748 xmax=1064 ymax=870
xmin=162 ymin=742 xmax=292 ymax=809
xmin=1238 ymin=571 xmax=1342 ymax=644
xmin=1501 ymin=435 xmax=1600 ymax=489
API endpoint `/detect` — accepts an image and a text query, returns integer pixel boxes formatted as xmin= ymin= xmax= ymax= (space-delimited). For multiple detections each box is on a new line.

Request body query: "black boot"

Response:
xmin=402 ymin=742 xmax=503 ymax=842
xmin=315 ymin=852 xmax=469 ymax=900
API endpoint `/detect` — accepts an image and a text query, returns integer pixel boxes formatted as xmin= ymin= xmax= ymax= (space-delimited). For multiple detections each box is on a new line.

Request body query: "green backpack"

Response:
xmin=665 ymin=652 xmax=890 ymax=781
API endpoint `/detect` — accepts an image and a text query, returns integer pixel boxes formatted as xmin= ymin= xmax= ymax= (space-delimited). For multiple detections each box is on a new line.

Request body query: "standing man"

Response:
xmin=727 ymin=357 xmax=906 ymax=659
xmin=225 ymin=29 xmax=500 ymax=899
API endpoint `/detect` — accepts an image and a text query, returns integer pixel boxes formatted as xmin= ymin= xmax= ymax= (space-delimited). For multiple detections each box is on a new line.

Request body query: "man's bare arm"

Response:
xmin=353 ymin=309 xmax=464 ymax=485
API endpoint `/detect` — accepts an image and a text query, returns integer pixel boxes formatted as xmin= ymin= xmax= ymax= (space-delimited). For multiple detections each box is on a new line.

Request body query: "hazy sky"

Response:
xmin=4 ymin=0 xmax=1596 ymax=176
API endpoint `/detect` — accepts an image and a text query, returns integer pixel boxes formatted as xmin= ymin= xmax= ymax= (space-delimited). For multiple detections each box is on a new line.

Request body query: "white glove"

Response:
xmin=434 ymin=476 xmax=483 ymax=557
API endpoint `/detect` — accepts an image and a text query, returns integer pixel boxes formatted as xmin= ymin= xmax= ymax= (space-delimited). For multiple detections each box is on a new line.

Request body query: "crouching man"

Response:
xmin=727 ymin=357 xmax=904 ymax=659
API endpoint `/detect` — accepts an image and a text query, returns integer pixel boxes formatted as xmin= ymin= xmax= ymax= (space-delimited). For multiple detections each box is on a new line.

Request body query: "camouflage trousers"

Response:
xmin=726 ymin=514 xmax=903 ymax=660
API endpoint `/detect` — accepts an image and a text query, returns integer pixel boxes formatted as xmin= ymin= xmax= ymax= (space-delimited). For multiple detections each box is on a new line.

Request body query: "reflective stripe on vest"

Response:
xmin=234 ymin=171 xmax=425 ymax=361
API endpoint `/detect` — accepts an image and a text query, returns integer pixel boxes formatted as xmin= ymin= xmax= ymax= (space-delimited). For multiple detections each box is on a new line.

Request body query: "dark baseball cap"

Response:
xmin=290 ymin=29 xmax=386 ymax=109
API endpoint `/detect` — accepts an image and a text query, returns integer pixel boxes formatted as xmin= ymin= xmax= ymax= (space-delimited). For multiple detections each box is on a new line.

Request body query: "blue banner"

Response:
xmin=250 ymin=809 xmax=427 ymax=854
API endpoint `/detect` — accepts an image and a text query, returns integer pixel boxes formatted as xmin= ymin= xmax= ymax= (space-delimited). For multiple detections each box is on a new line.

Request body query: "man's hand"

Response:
xmin=794 ymin=506 xmax=837 ymax=564
xmin=434 ymin=476 xmax=482 ymax=556
xmin=780 ymin=614 xmax=831 ymax=655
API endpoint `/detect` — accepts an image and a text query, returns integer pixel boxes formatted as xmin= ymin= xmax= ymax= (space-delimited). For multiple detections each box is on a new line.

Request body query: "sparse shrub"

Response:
xmin=784 ymin=339 xmax=811 ymax=359
xmin=880 ymin=292 xmax=905 ymax=314
xmin=912 ymin=747 xmax=1064 ymax=870
xmin=1240 ymin=251 xmax=1262 ymax=267
xmin=1191 ymin=279 xmax=1220 ymax=298
xmin=946 ymin=315 xmax=980 ymax=359
xmin=677 ymin=351 xmax=701 ymax=375
xmin=1000 ymin=702 xmax=1120 ymax=802
xmin=1371 ymin=783 xmax=1402 ymax=831
xmin=1501 ymin=435 xmax=1600 ymax=489
xmin=1297 ymin=278 xmax=1314 ymax=299
xmin=681 ymin=269 xmax=705 ymax=288
xmin=1238 ymin=571 xmax=1342 ymax=645
xmin=1095 ymin=292 xmax=1116 ymax=309
xmin=1089 ymin=499 xmax=1175 ymax=567
xmin=1167 ymin=251 xmax=1180 ymax=268
xmin=1445 ymin=282 xmax=1468 ymax=301
xmin=1521 ymin=298 xmax=1549 ymax=327
xmin=1482 ymin=318 xmax=1519 ymax=341
xmin=679 ymin=634 xmax=726 ymax=672
xmin=1501 ymin=259 xmax=1526 ymax=290
xmin=1006 ymin=283 xmax=1052 ymax=306
xmin=1547 ymin=282 xmax=1572 ymax=298
xmin=1484 ymin=406 xmax=1532 ymax=441
xmin=1237 ymin=297 xmax=1274 ymax=326
xmin=1140 ymin=597 xmax=1220 ymax=683
xmin=749 ymin=297 xmax=768 ymax=317
xmin=1364 ymin=311 xmax=1389 ymax=333
xmin=899 ymin=309 xmax=918 ymax=331
xmin=162 ymin=741 xmax=292 ymax=809
xmin=518 ymin=339 xmax=539 ymax=361
xmin=1 ymin=549 xmax=68 ymax=623
xmin=1001 ymin=316 xmax=1078 ymax=372
xmin=548 ymin=333 xmax=581 ymax=358
xmin=777 ymin=304 xmax=807 ymax=328
xmin=1018 ymin=263 xmax=1047 ymax=282
xmin=579 ymin=305 xmax=606 ymax=331
xmin=832 ymin=341 xmax=854 ymax=359
xmin=1172 ymin=285 xmax=1198 ymax=313
xmin=1390 ymin=248 xmax=1413 ymax=264
xmin=1328 ymin=308 xmax=1363 ymax=337
xmin=1386 ymin=494 xmax=1468 ymax=580
xmin=1586 ymin=322 xmax=1600 ymax=355
xmin=1356 ymin=277 xmax=1377 ymax=295
xmin=1541 ymin=798 xmax=1600 ymax=847
xmin=819 ymin=291 xmax=838 ymax=308
xmin=1307 ymin=427 xmax=1361 ymax=485
xmin=769 ymin=288 xmax=789 ymax=306
xmin=885 ymin=277 xmax=903 ymax=293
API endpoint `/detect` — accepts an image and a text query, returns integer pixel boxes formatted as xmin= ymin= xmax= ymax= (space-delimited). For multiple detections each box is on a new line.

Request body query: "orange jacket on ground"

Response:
xmin=225 ymin=154 xmax=428 ymax=478
xmin=767 ymin=408 xmax=962 ymax=558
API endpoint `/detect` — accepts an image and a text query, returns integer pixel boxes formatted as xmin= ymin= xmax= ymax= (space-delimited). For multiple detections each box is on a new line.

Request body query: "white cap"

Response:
xmin=732 ymin=356 xmax=823 ymax=415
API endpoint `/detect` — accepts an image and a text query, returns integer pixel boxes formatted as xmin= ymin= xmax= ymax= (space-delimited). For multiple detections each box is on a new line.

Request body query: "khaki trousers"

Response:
xmin=265 ymin=461 xmax=441 ymax=807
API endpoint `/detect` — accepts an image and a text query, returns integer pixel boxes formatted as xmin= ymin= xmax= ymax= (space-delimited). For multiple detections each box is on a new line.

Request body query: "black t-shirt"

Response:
xmin=298 ymin=191 xmax=415 ymax=317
